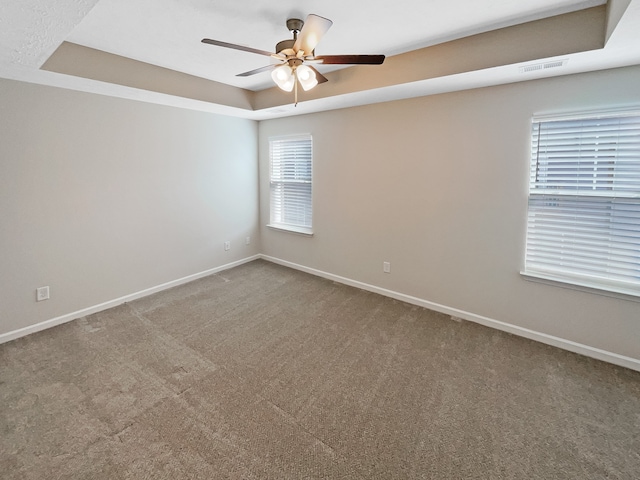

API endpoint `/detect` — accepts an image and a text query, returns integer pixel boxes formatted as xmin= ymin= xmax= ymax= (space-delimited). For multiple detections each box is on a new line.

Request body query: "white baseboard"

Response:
xmin=4 ymin=253 xmax=639 ymax=372
xmin=0 ymin=255 xmax=260 ymax=345
xmin=260 ymin=255 xmax=640 ymax=373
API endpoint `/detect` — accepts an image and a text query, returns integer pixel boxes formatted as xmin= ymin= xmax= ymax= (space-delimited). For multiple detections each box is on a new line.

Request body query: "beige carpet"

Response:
xmin=1 ymin=259 xmax=639 ymax=479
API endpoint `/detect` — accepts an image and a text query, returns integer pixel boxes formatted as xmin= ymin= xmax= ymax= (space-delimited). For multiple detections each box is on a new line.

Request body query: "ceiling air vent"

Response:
xmin=519 ymin=59 xmax=568 ymax=74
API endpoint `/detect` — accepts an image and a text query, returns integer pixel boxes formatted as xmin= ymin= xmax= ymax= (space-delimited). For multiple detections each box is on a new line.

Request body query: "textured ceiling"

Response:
xmin=0 ymin=0 xmax=99 ymax=67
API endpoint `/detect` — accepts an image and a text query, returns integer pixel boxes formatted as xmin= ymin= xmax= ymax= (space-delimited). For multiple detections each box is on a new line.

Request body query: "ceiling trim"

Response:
xmin=41 ymin=6 xmax=606 ymax=115
xmin=42 ymin=42 xmax=255 ymax=110
xmin=3 ymin=1 xmax=640 ymax=120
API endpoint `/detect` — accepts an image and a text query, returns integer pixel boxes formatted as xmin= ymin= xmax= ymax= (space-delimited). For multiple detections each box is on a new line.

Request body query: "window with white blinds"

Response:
xmin=523 ymin=110 xmax=640 ymax=297
xmin=269 ymin=134 xmax=313 ymax=234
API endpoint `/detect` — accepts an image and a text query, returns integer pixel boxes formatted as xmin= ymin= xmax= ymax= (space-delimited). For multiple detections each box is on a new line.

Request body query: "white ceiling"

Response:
xmin=1 ymin=0 xmax=640 ymax=119
xmin=64 ymin=0 xmax=606 ymax=91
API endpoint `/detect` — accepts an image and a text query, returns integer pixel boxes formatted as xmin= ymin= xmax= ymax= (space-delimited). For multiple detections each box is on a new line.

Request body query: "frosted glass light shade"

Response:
xmin=297 ymin=64 xmax=318 ymax=91
xmin=271 ymin=65 xmax=295 ymax=92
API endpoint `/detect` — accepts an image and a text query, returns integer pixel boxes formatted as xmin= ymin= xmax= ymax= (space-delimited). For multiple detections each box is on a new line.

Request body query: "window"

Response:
xmin=523 ymin=110 xmax=640 ymax=298
xmin=269 ymin=134 xmax=313 ymax=234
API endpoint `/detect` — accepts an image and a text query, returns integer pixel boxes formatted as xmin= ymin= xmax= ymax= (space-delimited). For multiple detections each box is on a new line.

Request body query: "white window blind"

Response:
xmin=269 ymin=134 xmax=313 ymax=233
xmin=524 ymin=111 xmax=640 ymax=297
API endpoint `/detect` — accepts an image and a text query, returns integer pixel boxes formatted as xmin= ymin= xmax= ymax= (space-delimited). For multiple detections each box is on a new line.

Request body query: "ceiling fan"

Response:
xmin=201 ymin=14 xmax=385 ymax=105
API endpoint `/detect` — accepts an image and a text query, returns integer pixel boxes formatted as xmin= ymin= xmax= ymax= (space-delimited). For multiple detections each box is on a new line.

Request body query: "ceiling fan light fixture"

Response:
xmin=296 ymin=64 xmax=318 ymax=91
xmin=271 ymin=64 xmax=295 ymax=92
xmin=203 ymin=13 xmax=386 ymax=104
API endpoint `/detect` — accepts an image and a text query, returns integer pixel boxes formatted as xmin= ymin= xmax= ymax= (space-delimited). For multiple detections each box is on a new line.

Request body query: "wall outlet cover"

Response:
xmin=36 ymin=286 xmax=50 ymax=301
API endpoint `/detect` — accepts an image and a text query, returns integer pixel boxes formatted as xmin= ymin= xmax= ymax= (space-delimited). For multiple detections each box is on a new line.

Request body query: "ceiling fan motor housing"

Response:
xmin=275 ymin=39 xmax=295 ymax=54
xmin=276 ymin=18 xmax=305 ymax=54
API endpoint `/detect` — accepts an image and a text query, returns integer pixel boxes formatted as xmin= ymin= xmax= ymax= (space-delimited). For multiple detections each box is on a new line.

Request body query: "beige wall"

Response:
xmin=0 ymin=79 xmax=259 ymax=335
xmin=259 ymin=65 xmax=640 ymax=361
xmin=2 ymin=65 xmax=639 ymax=363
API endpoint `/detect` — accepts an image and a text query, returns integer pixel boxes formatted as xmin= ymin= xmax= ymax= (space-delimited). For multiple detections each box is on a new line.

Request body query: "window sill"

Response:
xmin=520 ymin=270 xmax=640 ymax=303
xmin=267 ymin=224 xmax=314 ymax=237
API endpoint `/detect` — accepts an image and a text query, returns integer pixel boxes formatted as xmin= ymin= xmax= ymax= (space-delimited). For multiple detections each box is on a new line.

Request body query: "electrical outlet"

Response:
xmin=383 ymin=262 xmax=391 ymax=273
xmin=245 ymin=236 xmax=251 ymax=245
xmin=224 ymin=241 xmax=231 ymax=251
xmin=36 ymin=286 xmax=50 ymax=302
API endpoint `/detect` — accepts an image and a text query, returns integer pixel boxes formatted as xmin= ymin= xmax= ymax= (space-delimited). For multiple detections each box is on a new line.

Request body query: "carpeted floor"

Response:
xmin=1 ymin=259 xmax=639 ymax=479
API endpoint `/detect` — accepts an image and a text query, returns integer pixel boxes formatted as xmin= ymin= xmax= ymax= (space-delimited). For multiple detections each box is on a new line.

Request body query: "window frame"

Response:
xmin=268 ymin=134 xmax=313 ymax=236
xmin=522 ymin=108 xmax=640 ymax=300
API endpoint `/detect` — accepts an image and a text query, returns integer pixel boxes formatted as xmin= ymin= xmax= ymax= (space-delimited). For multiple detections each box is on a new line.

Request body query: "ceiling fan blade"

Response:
xmin=201 ymin=39 xmax=273 ymax=57
xmin=315 ymin=54 xmax=385 ymax=65
xmin=308 ymin=66 xmax=328 ymax=84
xmin=236 ymin=64 xmax=277 ymax=77
xmin=293 ymin=14 xmax=333 ymax=55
